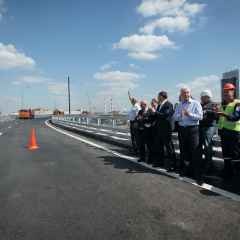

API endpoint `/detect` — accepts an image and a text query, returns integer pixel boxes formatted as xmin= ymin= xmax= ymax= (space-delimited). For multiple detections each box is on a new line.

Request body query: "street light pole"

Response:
xmin=68 ymin=76 xmax=71 ymax=115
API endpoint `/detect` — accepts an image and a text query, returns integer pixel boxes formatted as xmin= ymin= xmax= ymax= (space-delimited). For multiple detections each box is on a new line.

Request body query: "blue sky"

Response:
xmin=0 ymin=0 xmax=240 ymax=113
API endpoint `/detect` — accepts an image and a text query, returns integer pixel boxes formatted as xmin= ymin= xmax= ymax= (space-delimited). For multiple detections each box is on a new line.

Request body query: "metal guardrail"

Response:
xmin=52 ymin=114 xmax=129 ymax=130
xmin=52 ymin=115 xmax=224 ymax=159
xmin=0 ymin=115 xmax=16 ymax=122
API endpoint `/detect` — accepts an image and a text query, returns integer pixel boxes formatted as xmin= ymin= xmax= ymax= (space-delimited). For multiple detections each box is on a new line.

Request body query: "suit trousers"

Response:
xmin=178 ymin=125 xmax=201 ymax=179
xmin=130 ymin=121 xmax=138 ymax=152
xmin=153 ymin=127 xmax=176 ymax=168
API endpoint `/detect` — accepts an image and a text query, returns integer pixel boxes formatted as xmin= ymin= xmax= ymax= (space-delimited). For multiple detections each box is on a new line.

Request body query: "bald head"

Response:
xmin=140 ymin=100 xmax=148 ymax=111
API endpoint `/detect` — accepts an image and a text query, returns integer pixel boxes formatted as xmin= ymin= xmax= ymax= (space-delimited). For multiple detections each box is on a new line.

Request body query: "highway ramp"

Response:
xmin=0 ymin=119 xmax=239 ymax=240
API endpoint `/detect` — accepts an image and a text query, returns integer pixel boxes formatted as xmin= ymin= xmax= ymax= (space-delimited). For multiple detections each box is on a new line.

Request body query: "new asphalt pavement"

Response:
xmin=0 ymin=119 xmax=239 ymax=240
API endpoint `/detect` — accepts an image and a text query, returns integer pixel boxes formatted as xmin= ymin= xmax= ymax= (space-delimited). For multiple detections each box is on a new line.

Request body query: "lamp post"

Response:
xmin=68 ymin=76 xmax=71 ymax=115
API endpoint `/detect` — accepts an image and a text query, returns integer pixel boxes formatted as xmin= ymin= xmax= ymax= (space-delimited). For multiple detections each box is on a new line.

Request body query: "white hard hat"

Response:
xmin=200 ymin=90 xmax=212 ymax=98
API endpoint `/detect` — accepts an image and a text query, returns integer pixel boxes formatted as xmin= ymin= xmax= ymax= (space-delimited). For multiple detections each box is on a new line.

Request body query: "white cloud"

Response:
xmin=94 ymin=70 xmax=143 ymax=82
xmin=137 ymin=0 xmax=186 ymax=17
xmin=114 ymin=1 xmax=206 ymax=61
xmin=183 ymin=2 xmax=205 ymax=16
xmin=140 ymin=16 xmax=190 ymax=34
xmin=114 ymin=34 xmax=174 ymax=60
xmin=100 ymin=61 xmax=117 ymax=71
xmin=176 ymin=75 xmax=220 ymax=101
xmin=137 ymin=0 xmax=205 ymax=34
xmin=0 ymin=43 xmax=35 ymax=70
xmin=128 ymin=51 xmax=158 ymax=60
xmin=129 ymin=63 xmax=139 ymax=69
xmin=94 ymin=70 xmax=143 ymax=98
xmin=137 ymin=0 xmax=205 ymax=18
xmin=48 ymin=82 xmax=67 ymax=96
xmin=11 ymin=75 xmax=53 ymax=86
xmin=17 ymin=75 xmax=51 ymax=84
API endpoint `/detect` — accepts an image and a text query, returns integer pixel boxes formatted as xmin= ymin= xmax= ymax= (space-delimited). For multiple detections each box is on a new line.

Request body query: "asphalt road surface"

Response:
xmin=0 ymin=119 xmax=240 ymax=240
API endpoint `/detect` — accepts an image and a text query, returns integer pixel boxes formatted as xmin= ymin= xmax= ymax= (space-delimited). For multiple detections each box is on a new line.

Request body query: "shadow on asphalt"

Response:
xmin=199 ymin=189 xmax=221 ymax=197
xmin=98 ymin=155 xmax=176 ymax=179
xmin=98 ymin=155 xmax=240 ymax=195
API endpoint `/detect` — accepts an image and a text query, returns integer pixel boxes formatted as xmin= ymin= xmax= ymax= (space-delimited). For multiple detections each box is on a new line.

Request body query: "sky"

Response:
xmin=0 ymin=0 xmax=240 ymax=113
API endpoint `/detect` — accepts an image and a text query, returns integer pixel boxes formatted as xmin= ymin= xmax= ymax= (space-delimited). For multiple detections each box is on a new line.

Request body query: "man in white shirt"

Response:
xmin=173 ymin=87 xmax=203 ymax=181
xmin=128 ymin=91 xmax=141 ymax=152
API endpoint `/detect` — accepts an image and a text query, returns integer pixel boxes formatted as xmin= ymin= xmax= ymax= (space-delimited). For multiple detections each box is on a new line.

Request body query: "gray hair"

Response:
xmin=180 ymin=86 xmax=191 ymax=93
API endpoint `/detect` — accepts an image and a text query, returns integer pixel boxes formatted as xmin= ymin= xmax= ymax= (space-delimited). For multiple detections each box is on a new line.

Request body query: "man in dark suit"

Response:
xmin=153 ymin=91 xmax=176 ymax=171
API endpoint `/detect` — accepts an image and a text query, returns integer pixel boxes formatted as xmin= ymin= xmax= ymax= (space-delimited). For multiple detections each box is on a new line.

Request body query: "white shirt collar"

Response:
xmin=182 ymin=98 xmax=193 ymax=104
xmin=160 ymin=99 xmax=168 ymax=106
xmin=159 ymin=99 xmax=168 ymax=110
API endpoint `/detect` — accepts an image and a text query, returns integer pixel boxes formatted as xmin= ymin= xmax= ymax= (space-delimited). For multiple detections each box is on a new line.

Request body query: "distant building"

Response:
xmin=32 ymin=108 xmax=53 ymax=118
xmin=109 ymin=111 xmax=120 ymax=116
xmin=221 ymin=69 xmax=239 ymax=101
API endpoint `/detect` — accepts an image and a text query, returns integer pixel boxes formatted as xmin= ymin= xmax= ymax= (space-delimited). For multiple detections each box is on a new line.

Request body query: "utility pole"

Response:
xmin=68 ymin=76 xmax=71 ymax=115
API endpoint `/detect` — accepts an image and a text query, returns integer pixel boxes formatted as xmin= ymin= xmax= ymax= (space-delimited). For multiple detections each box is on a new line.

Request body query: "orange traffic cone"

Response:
xmin=28 ymin=128 xmax=39 ymax=150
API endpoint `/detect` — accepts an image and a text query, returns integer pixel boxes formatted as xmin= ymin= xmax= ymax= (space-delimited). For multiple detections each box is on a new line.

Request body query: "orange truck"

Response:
xmin=18 ymin=109 xmax=34 ymax=119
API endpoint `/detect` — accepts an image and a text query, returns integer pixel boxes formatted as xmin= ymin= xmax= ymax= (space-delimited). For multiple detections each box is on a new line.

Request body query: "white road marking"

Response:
xmin=46 ymin=120 xmax=137 ymax=162
xmin=0 ymin=132 xmax=3 ymax=136
xmin=46 ymin=120 xmax=240 ymax=202
xmin=8 ymin=126 xmax=12 ymax=129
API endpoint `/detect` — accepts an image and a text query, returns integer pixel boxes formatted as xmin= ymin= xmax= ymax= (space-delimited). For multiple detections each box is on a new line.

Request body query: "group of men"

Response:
xmin=128 ymin=83 xmax=240 ymax=183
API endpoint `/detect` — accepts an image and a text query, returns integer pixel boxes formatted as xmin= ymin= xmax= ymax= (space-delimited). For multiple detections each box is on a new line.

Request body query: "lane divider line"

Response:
xmin=46 ymin=120 xmax=137 ymax=161
xmin=45 ymin=120 xmax=240 ymax=202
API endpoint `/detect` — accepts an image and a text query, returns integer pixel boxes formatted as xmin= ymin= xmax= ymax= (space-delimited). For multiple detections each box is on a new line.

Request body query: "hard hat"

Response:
xmin=223 ymin=83 xmax=236 ymax=90
xmin=200 ymin=90 xmax=212 ymax=98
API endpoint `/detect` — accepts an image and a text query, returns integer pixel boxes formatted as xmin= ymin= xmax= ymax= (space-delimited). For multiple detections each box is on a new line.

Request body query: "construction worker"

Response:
xmin=217 ymin=83 xmax=240 ymax=179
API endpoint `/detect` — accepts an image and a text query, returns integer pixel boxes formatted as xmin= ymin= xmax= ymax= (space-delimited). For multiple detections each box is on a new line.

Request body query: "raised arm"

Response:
xmin=128 ymin=90 xmax=133 ymax=104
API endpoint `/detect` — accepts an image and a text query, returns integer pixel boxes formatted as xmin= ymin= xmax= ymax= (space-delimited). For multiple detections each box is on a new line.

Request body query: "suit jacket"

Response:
xmin=155 ymin=100 xmax=174 ymax=131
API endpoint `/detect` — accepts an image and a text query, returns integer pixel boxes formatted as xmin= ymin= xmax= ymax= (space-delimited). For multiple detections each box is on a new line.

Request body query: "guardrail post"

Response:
xmin=97 ymin=118 xmax=101 ymax=126
xmin=86 ymin=118 xmax=89 ymax=125
xmin=112 ymin=119 xmax=116 ymax=128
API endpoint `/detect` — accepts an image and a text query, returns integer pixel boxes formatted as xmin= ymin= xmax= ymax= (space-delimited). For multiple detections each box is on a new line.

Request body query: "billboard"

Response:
xmin=221 ymin=69 xmax=239 ymax=102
